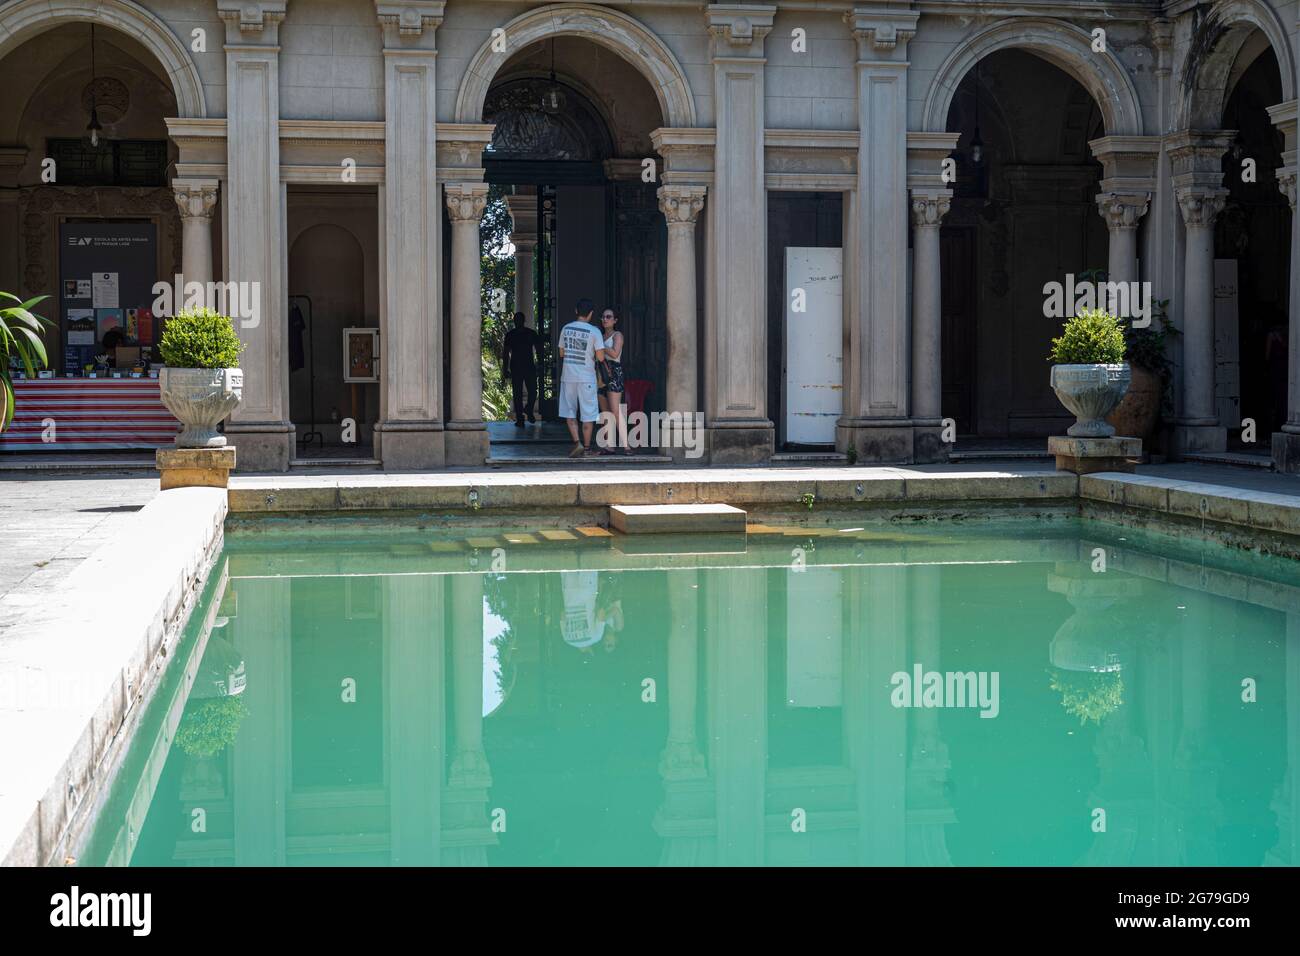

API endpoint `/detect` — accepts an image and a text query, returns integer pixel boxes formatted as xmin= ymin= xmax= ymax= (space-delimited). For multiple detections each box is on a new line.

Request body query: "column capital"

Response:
xmin=510 ymin=235 xmax=537 ymax=253
xmin=706 ymin=4 xmax=775 ymax=57
xmin=1167 ymin=129 xmax=1236 ymax=178
xmin=1175 ymin=185 xmax=1228 ymax=228
xmin=216 ymin=0 xmax=287 ymax=45
xmin=1096 ymin=191 xmax=1150 ymax=232
xmin=658 ymin=184 xmax=707 ymax=225
xmin=444 ymin=182 xmax=488 ymax=223
xmin=374 ymin=0 xmax=444 ymax=49
xmin=503 ymin=192 xmax=537 ymax=236
xmin=909 ymin=189 xmax=951 ymax=228
xmin=845 ymin=6 xmax=919 ymax=59
xmin=1277 ymin=166 xmax=1298 ymax=210
xmin=173 ymin=178 xmax=220 ymax=221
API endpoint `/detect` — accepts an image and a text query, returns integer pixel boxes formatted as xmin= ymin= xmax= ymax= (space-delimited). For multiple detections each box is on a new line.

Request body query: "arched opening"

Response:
xmin=941 ymin=49 xmax=1108 ymax=444
xmin=1215 ymin=43 xmax=1289 ymax=448
xmin=472 ymin=35 xmax=667 ymax=460
xmin=0 ymin=20 xmax=194 ymax=454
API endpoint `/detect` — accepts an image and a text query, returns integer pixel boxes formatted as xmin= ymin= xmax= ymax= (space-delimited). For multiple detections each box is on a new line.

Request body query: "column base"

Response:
xmin=226 ymin=421 xmax=294 ymax=473
xmin=912 ymin=422 xmax=951 ymax=464
xmin=705 ymin=422 xmax=774 ymax=464
xmin=1171 ymin=423 xmax=1227 ymax=457
xmin=375 ymin=420 xmax=446 ymax=470
xmin=837 ymin=419 xmax=914 ymax=464
xmin=445 ymin=421 xmax=489 ymax=467
xmin=1273 ymin=430 xmax=1300 ymax=473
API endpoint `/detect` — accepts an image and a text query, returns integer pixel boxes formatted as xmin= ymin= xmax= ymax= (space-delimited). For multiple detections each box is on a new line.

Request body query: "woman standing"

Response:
xmin=595 ymin=306 xmax=629 ymax=455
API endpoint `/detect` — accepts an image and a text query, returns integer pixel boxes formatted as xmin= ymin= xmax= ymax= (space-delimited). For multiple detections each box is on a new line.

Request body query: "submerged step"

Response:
xmin=609 ymin=503 xmax=747 ymax=534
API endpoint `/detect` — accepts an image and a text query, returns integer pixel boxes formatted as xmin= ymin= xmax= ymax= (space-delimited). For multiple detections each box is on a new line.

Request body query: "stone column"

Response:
xmin=1096 ymin=193 xmax=1150 ymax=287
xmin=1269 ymin=101 xmax=1300 ymax=472
xmin=173 ymin=178 xmax=219 ymax=286
xmin=839 ymin=7 xmax=919 ymax=463
xmin=704 ymin=4 xmax=775 ymax=463
xmin=445 ymin=182 xmax=489 ymax=465
xmin=909 ymin=188 xmax=950 ymax=462
xmin=373 ymin=1 xmax=446 ymax=470
xmin=217 ymin=1 xmax=293 ymax=472
xmin=1170 ymin=131 xmax=1234 ymax=456
xmin=659 ymin=184 xmax=707 ymax=457
xmin=505 ymin=191 xmax=537 ymax=326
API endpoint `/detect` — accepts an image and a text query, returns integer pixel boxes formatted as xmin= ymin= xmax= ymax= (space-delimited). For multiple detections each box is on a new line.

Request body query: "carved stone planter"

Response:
xmin=158 ymin=367 xmax=243 ymax=448
xmin=1050 ymin=364 xmax=1130 ymax=438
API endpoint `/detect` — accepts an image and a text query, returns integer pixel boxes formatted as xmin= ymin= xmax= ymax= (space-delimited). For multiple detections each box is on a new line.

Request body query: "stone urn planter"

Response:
xmin=1049 ymin=363 xmax=1130 ymax=438
xmin=158 ymin=366 xmax=243 ymax=447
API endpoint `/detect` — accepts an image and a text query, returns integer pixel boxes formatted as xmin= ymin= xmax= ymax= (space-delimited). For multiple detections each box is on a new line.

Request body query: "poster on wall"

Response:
xmin=58 ymin=222 xmax=157 ymax=372
xmin=344 ymin=328 xmax=380 ymax=383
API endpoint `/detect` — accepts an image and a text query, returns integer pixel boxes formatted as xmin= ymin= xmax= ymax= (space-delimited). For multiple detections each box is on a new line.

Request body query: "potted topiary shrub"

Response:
xmin=1107 ymin=302 xmax=1178 ymax=443
xmin=157 ymin=307 xmax=244 ymax=447
xmin=1048 ymin=308 xmax=1129 ymax=437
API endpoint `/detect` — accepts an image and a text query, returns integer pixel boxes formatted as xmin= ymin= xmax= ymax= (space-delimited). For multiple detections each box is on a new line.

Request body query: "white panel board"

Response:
xmin=785 ymin=247 xmax=843 ymax=445
xmin=786 ymin=567 xmax=843 ymax=708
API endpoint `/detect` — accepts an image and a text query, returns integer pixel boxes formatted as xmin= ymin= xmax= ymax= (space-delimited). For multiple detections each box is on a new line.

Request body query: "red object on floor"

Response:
xmin=0 ymin=379 xmax=180 ymax=451
xmin=623 ymin=379 xmax=653 ymax=415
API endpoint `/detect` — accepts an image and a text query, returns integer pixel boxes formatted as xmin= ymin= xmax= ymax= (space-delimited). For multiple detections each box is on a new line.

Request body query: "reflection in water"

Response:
xmin=84 ymin=525 xmax=1300 ymax=867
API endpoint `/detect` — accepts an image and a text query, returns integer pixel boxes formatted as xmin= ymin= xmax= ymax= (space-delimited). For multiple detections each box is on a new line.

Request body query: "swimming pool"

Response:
xmin=80 ymin=517 xmax=1298 ymax=866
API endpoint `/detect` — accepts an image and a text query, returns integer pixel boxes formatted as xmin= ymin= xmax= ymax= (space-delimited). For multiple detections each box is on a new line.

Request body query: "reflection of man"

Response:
xmin=502 ymin=312 xmax=543 ymax=426
xmin=561 ymin=570 xmax=604 ymax=651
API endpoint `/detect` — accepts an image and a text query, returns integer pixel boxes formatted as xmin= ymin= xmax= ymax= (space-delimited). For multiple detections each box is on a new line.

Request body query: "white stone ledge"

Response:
xmin=0 ymin=488 xmax=227 ymax=867
xmin=1080 ymin=472 xmax=1300 ymax=537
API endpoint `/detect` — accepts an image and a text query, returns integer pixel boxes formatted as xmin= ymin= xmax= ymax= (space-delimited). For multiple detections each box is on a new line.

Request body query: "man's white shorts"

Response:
xmin=559 ymin=379 xmax=599 ymax=422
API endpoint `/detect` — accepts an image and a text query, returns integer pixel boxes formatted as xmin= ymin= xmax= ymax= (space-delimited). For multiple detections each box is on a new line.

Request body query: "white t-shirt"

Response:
xmin=561 ymin=570 xmax=605 ymax=649
xmin=560 ymin=320 xmax=601 ymax=384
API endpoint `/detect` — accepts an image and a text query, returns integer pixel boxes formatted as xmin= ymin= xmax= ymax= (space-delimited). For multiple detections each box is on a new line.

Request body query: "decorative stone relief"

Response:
xmin=173 ymin=180 xmax=219 ymax=223
xmin=1095 ymin=192 xmax=1150 ymax=231
xmin=1175 ymin=187 xmax=1228 ymax=227
xmin=657 ymin=185 xmax=706 ymax=225
xmin=909 ymin=193 xmax=952 ymax=228
xmin=444 ymin=183 xmax=488 ymax=223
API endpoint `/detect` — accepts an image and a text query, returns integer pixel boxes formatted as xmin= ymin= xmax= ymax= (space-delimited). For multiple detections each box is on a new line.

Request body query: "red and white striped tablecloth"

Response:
xmin=0 ymin=379 xmax=180 ymax=451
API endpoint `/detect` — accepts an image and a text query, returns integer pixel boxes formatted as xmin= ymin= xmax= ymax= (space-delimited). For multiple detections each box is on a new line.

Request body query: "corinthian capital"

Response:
xmin=657 ymin=185 xmax=707 ymax=225
xmin=1096 ymin=192 xmax=1150 ymax=232
xmin=444 ymin=182 xmax=488 ymax=223
xmin=1175 ymin=186 xmax=1227 ymax=227
xmin=909 ymin=190 xmax=951 ymax=228
xmin=173 ymin=179 xmax=219 ymax=221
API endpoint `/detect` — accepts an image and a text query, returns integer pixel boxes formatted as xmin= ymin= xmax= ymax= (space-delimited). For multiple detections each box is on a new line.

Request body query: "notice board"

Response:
xmin=58 ymin=222 xmax=157 ymax=372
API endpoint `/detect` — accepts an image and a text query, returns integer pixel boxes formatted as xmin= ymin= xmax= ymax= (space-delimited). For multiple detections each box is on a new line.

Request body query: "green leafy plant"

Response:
xmin=1048 ymin=668 xmax=1124 ymax=725
xmin=175 ymin=695 xmax=249 ymax=757
xmin=845 ymin=444 xmax=858 ymax=465
xmin=799 ymin=492 xmax=816 ymax=511
xmin=1048 ymin=308 xmax=1126 ymax=365
xmin=158 ymin=307 xmax=244 ymax=369
xmin=1 ymin=293 xmax=50 ymax=432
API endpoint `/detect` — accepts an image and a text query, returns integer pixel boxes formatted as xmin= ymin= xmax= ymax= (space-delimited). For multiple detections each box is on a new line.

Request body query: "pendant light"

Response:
xmin=540 ymin=39 xmax=566 ymax=114
xmin=86 ymin=24 xmax=103 ymax=148
xmin=969 ymin=58 xmax=984 ymax=166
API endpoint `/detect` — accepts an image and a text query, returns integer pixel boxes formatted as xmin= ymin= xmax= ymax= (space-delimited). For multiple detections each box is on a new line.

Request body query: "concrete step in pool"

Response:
xmin=609 ymin=503 xmax=747 ymax=534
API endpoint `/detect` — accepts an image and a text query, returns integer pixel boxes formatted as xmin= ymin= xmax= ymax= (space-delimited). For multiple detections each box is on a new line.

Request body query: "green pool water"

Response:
xmin=82 ymin=517 xmax=1299 ymax=867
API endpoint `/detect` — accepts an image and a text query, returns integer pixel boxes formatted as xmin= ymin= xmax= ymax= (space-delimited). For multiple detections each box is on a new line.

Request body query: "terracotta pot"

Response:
xmin=1049 ymin=363 xmax=1130 ymax=438
xmin=1106 ymin=364 xmax=1161 ymax=441
xmin=158 ymin=367 xmax=243 ymax=448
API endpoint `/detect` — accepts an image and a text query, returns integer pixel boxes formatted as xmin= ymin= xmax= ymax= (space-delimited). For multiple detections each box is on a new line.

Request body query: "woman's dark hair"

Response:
xmin=600 ymin=306 xmax=619 ymax=321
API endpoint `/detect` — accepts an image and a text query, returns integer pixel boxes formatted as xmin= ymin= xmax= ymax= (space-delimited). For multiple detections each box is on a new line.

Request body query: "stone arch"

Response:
xmin=1178 ymin=0 xmax=1296 ymax=129
xmin=0 ymin=0 xmax=206 ymax=118
xmin=923 ymin=18 xmax=1143 ymax=136
xmin=455 ymin=3 xmax=696 ymax=128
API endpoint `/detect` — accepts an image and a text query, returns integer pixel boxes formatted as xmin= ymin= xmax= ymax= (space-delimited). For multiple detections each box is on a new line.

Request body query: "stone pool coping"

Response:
xmin=5 ymin=463 xmax=1300 ymax=868
xmin=0 ymin=487 xmax=226 ymax=867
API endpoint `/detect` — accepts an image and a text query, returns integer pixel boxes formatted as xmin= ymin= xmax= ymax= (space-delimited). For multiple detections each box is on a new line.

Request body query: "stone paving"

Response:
xmin=0 ymin=473 xmax=159 ymax=630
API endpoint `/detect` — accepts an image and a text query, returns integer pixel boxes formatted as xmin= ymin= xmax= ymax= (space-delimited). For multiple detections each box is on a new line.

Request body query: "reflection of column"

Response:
xmin=905 ymin=565 xmax=954 ymax=866
xmin=909 ymin=189 xmax=951 ymax=463
xmin=173 ymin=178 xmax=219 ymax=286
xmin=706 ymin=566 xmax=767 ymax=865
xmin=1095 ymin=193 xmax=1149 ymax=286
xmin=1266 ymin=611 xmax=1300 ymax=865
xmin=659 ymin=185 xmax=707 ymax=454
xmin=384 ymin=574 xmax=444 ymax=866
xmin=217 ymin=1 xmax=292 ymax=472
xmin=373 ymin=3 xmax=446 ymax=469
xmin=445 ymin=183 xmax=489 ymax=465
xmin=230 ymin=577 xmax=290 ymax=866
xmin=1172 ymin=592 xmax=1222 ymax=864
xmin=449 ymin=572 xmax=491 ymax=788
xmin=1169 ymin=131 xmax=1234 ymax=456
xmin=844 ymin=563 xmax=907 ymax=864
xmin=704 ymin=5 xmax=774 ymax=462
xmin=662 ymin=570 xmax=705 ymax=779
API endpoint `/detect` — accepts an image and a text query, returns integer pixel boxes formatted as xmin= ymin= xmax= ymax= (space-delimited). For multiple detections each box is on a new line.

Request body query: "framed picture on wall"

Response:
xmin=343 ymin=327 xmax=379 ymax=383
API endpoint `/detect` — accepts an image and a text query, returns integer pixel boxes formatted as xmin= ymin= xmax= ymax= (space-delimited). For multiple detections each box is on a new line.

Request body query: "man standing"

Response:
xmin=502 ymin=312 xmax=543 ymax=426
xmin=557 ymin=298 xmax=606 ymax=457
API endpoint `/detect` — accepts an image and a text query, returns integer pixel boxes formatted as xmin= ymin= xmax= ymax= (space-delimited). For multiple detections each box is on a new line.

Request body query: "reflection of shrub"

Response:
xmin=1049 ymin=668 xmax=1123 ymax=725
xmin=176 ymin=695 xmax=248 ymax=757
